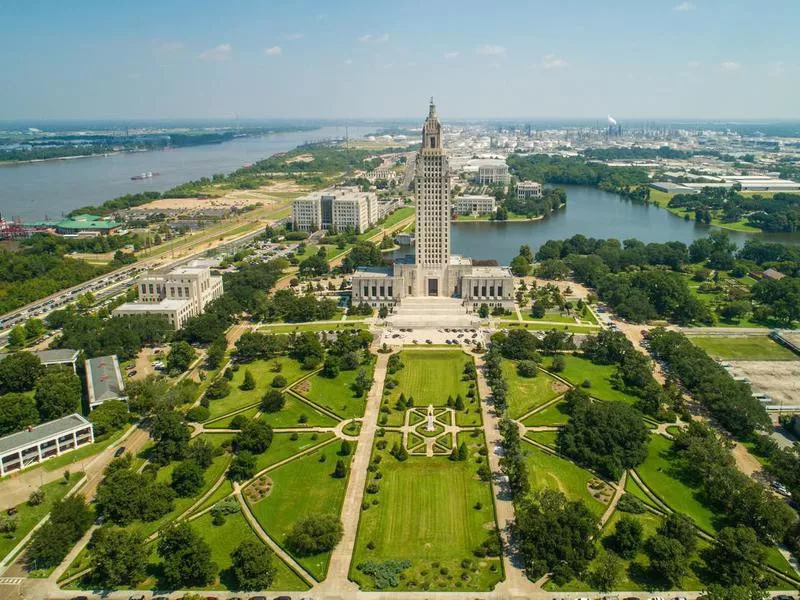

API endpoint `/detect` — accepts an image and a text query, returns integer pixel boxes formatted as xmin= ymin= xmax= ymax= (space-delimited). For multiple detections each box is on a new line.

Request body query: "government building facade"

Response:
xmin=351 ymin=100 xmax=514 ymax=314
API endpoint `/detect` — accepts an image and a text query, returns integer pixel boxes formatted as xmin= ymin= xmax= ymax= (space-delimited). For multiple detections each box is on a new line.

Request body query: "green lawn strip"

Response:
xmin=557 ymin=355 xmax=641 ymax=405
xmin=503 ymin=322 xmax=600 ymax=334
xmin=247 ymin=443 xmax=352 ymax=581
xmin=521 ymin=441 xmax=610 ymax=519
xmin=380 ymin=206 xmax=415 ymax=228
xmin=131 ymin=452 xmax=231 ymax=539
xmin=0 ymin=472 xmax=84 ymax=564
xmin=204 ymin=407 xmax=259 ymax=429
xmin=634 ymin=434 xmax=718 ymax=535
xmin=259 ymin=322 xmax=366 ymax=334
xmin=295 ymin=359 xmax=375 ymax=419
xmin=205 ymin=357 xmax=311 ymax=419
xmin=190 ymin=479 xmax=234 ymax=516
xmin=253 ymin=432 xmax=335 ymax=473
xmin=623 ymin=473 xmax=661 ymax=510
xmin=763 ymin=545 xmax=799 ymax=582
xmin=39 ymin=427 xmax=128 ymax=472
xmin=521 ymin=310 xmax=577 ymax=324
xmin=689 ymin=335 xmax=798 ymax=361
xmin=524 ymin=430 xmax=558 ymax=449
xmin=502 ymin=359 xmax=567 ymax=419
xmin=260 ymin=392 xmax=339 ymax=428
xmin=350 ymin=431 xmax=502 ymax=591
xmin=521 ymin=401 xmax=570 ymax=427
xmin=383 ymin=350 xmax=478 ymax=426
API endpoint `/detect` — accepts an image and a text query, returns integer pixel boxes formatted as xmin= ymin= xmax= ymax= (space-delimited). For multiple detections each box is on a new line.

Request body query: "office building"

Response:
xmin=292 ymin=187 xmax=379 ymax=232
xmin=453 ymin=194 xmax=496 ymax=216
xmin=516 ymin=180 xmax=543 ymax=199
xmin=0 ymin=414 xmax=93 ymax=476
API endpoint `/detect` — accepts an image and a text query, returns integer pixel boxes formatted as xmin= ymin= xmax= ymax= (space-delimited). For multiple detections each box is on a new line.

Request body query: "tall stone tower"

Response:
xmin=414 ymin=98 xmax=451 ymax=297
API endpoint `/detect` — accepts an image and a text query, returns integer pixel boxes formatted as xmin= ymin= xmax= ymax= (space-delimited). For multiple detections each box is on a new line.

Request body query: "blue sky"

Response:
xmin=1 ymin=0 xmax=798 ymax=120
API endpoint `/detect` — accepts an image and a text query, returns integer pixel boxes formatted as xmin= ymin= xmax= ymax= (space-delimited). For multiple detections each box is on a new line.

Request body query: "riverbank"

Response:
xmin=0 ymin=150 xmax=128 ymax=167
xmin=649 ymin=188 xmax=763 ymax=234
xmin=451 ymin=203 xmax=565 ymax=223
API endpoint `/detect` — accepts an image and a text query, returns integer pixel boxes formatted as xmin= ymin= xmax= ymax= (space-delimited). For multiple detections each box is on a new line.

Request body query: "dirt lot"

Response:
xmin=728 ymin=360 xmax=800 ymax=410
xmin=135 ymin=180 xmax=309 ymax=211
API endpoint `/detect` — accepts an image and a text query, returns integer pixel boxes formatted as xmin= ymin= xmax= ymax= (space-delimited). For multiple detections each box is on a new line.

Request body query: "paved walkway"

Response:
xmin=317 ymin=350 xmax=392 ymax=595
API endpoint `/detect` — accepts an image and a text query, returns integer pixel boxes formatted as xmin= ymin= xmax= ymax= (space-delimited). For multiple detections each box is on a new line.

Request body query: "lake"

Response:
xmin=395 ymin=186 xmax=800 ymax=265
xmin=0 ymin=125 xmax=373 ymax=220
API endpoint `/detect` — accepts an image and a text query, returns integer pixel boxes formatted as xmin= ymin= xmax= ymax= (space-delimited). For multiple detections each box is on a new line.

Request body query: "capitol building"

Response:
xmin=351 ymin=100 xmax=514 ymax=321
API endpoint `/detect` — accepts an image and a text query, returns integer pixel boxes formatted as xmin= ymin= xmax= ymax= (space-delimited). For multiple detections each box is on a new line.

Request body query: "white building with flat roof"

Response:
xmin=453 ymin=194 xmax=496 ymax=216
xmin=292 ymin=186 xmax=379 ymax=233
xmin=470 ymin=158 xmax=510 ymax=185
xmin=516 ymin=180 xmax=543 ymax=199
xmin=0 ymin=414 xmax=93 ymax=476
xmin=112 ymin=264 xmax=223 ymax=330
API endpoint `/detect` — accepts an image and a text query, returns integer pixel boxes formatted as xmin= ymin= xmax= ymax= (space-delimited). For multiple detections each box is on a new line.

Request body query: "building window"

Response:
xmin=363 ymin=286 xmax=368 ymax=297
xmin=481 ymin=286 xmax=487 ymax=296
xmin=387 ymin=286 xmax=393 ymax=296
xmin=371 ymin=286 xmax=377 ymax=297
xmin=473 ymin=286 xmax=478 ymax=296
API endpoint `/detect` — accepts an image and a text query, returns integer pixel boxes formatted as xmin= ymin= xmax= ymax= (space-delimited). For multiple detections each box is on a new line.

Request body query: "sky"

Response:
xmin=1 ymin=0 xmax=799 ymax=121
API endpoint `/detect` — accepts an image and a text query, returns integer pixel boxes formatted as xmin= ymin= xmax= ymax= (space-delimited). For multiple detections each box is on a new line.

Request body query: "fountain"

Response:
xmin=426 ymin=405 xmax=435 ymax=432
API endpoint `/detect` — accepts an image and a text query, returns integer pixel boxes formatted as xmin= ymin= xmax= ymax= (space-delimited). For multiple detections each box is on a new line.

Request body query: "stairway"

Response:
xmin=387 ymin=296 xmax=479 ymax=328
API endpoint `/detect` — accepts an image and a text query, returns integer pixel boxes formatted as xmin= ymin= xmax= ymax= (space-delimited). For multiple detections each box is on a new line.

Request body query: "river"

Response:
xmin=393 ymin=186 xmax=800 ymax=265
xmin=0 ymin=125 xmax=374 ymax=220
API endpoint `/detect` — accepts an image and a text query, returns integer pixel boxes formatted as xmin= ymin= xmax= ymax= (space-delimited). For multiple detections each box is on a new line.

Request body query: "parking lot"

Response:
xmin=379 ymin=326 xmax=489 ymax=348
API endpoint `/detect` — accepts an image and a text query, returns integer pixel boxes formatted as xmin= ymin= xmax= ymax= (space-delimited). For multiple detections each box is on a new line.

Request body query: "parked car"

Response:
xmin=114 ymin=446 xmax=126 ymax=458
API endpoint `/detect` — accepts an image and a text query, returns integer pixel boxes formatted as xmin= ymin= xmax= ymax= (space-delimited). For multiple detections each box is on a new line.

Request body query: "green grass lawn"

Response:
xmin=41 ymin=427 xmax=128 ymax=472
xmin=525 ymin=430 xmax=558 ymax=449
xmin=382 ymin=350 xmax=480 ymax=426
xmin=521 ymin=442 xmax=609 ymax=518
xmin=522 ymin=401 xmax=570 ymax=427
xmin=557 ymin=355 xmax=641 ymax=405
xmin=295 ymin=359 xmax=375 ymax=419
xmin=689 ymin=335 xmax=798 ymax=361
xmin=502 ymin=360 xmax=567 ymax=418
xmin=259 ymin=322 xmax=367 ymax=334
xmin=634 ymin=434 xmax=718 ymax=534
xmin=380 ymin=206 xmax=415 ymax=228
xmin=259 ymin=393 xmax=339 ymax=428
xmin=624 ymin=474 xmax=661 ymax=510
xmin=204 ymin=407 xmax=260 ymax=429
xmin=521 ymin=310 xmax=577 ymax=324
xmin=350 ymin=431 xmax=502 ymax=591
xmin=502 ymin=322 xmax=600 ymax=334
xmin=206 ymin=357 xmax=311 ymax=419
xmin=247 ymin=443 xmax=352 ymax=581
xmin=0 ymin=472 xmax=84 ymax=563
xmin=253 ymin=432 xmax=335 ymax=473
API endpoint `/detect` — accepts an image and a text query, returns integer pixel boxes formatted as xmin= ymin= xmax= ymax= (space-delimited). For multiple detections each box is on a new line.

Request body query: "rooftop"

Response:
xmin=114 ymin=299 xmax=190 ymax=311
xmin=0 ymin=348 xmax=79 ymax=365
xmin=354 ymin=266 xmax=393 ymax=277
xmin=85 ymin=355 xmax=126 ymax=405
xmin=0 ymin=414 xmax=91 ymax=455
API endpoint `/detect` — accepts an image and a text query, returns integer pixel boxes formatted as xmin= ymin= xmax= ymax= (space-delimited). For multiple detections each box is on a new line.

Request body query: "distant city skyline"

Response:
xmin=2 ymin=0 xmax=799 ymax=120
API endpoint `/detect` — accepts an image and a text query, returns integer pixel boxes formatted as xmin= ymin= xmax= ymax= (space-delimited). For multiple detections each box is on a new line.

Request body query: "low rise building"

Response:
xmin=56 ymin=214 xmax=121 ymax=236
xmin=292 ymin=186 xmax=379 ymax=233
xmin=516 ymin=180 xmax=543 ymax=199
xmin=0 ymin=348 xmax=80 ymax=373
xmin=453 ymin=194 xmax=496 ymax=216
xmin=112 ymin=264 xmax=223 ymax=330
xmin=471 ymin=159 xmax=510 ymax=185
xmin=85 ymin=355 xmax=127 ymax=410
xmin=0 ymin=414 xmax=93 ymax=476
xmin=367 ymin=167 xmax=397 ymax=181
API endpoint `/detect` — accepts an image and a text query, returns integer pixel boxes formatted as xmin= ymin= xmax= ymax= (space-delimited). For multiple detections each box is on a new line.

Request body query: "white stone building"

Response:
xmin=473 ymin=158 xmax=510 ymax=185
xmin=453 ymin=194 xmax=496 ymax=216
xmin=0 ymin=414 xmax=93 ymax=476
xmin=350 ymin=100 xmax=513 ymax=314
xmin=112 ymin=264 xmax=223 ymax=330
xmin=516 ymin=180 xmax=543 ymax=199
xmin=291 ymin=186 xmax=378 ymax=233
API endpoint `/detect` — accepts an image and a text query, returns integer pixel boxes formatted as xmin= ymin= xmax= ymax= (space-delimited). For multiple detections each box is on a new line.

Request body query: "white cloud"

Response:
xmin=199 ymin=43 xmax=232 ymax=61
xmin=265 ymin=46 xmax=282 ymax=56
xmin=687 ymin=60 xmax=701 ymax=68
xmin=344 ymin=59 xmax=353 ymax=65
xmin=285 ymin=33 xmax=304 ymax=40
xmin=720 ymin=61 xmax=741 ymax=71
xmin=444 ymin=51 xmax=459 ymax=60
xmin=359 ymin=33 xmax=389 ymax=44
xmin=476 ymin=44 xmax=506 ymax=57
xmin=156 ymin=41 xmax=184 ymax=52
xmin=673 ymin=2 xmax=696 ymax=11
xmin=541 ymin=53 xmax=567 ymax=70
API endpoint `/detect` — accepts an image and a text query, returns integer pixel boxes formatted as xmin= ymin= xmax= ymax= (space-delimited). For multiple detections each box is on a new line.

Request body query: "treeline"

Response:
xmin=506 ymin=154 xmax=650 ymax=201
xmin=582 ymin=146 xmax=739 ymax=162
xmin=498 ymin=187 xmax=566 ymax=219
xmin=647 ymin=328 xmax=769 ymax=438
xmin=21 ymin=232 xmax=143 ymax=254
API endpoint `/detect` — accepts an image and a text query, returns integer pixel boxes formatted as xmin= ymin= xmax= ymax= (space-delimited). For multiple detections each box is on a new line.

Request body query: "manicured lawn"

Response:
xmin=521 ymin=310 xmax=577 ymax=324
xmin=295 ymin=359 xmax=375 ymax=419
xmin=259 ymin=393 xmax=339 ymax=428
xmin=502 ymin=360 xmax=567 ymax=418
xmin=383 ymin=350 xmax=481 ymax=426
xmin=557 ymin=355 xmax=641 ymax=405
xmin=191 ymin=479 xmax=234 ymax=516
xmin=259 ymin=322 xmax=366 ymax=334
xmin=253 ymin=432 xmax=335 ymax=473
xmin=521 ymin=442 xmax=609 ymax=518
xmin=42 ymin=427 xmax=128 ymax=472
xmin=350 ymin=431 xmax=502 ymax=591
xmin=0 ymin=472 xmax=84 ymax=563
xmin=689 ymin=335 xmax=798 ymax=361
xmin=206 ymin=357 xmax=311 ymax=419
xmin=247 ymin=443 xmax=352 ymax=581
xmin=503 ymin=322 xmax=600 ymax=334
xmin=204 ymin=407 xmax=259 ymax=429
xmin=525 ymin=430 xmax=558 ymax=449
xmin=624 ymin=474 xmax=660 ymax=510
xmin=634 ymin=434 xmax=718 ymax=534
xmin=522 ymin=401 xmax=570 ymax=427
xmin=380 ymin=206 xmax=415 ymax=228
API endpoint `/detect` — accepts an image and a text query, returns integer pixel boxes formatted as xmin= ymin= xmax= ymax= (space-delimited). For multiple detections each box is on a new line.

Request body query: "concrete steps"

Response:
xmin=387 ymin=296 xmax=478 ymax=327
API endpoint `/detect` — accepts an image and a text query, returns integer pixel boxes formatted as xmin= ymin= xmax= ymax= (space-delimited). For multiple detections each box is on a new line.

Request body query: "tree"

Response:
xmin=7 ymin=326 xmax=26 ymax=350
xmin=285 ymin=514 xmax=343 ymax=556
xmin=378 ymin=305 xmax=389 ymax=319
xmin=89 ymin=525 xmax=147 ymax=588
xmin=34 ymin=367 xmax=81 ymax=420
xmin=205 ymin=377 xmax=231 ymax=400
xmin=454 ymin=394 xmax=465 ymax=411
xmin=95 ymin=468 xmax=175 ymax=525
xmin=590 ymin=551 xmax=622 ymax=592
xmin=645 ymin=534 xmax=689 ymax=586
xmin=261 ymin=389 xmax=285 ymax=413
xmin=658 ymin=512 xmax=696 ymax=554
xmin=0 ymin=352 xmax=44 ymax=392
xmin=187 ymin=438 xmax=215 ymax=469
xmin=157 ymin=522 xmax=217 ymax=589
xmin=230 ymin=539 xmax=276 ymax=591
xmin=24 ymin=318 xmax=44 ymax=340
xmin=27 ymin=495 xmax=93 ymax=569
xmin=706 ymin=526 xmax=765 ymax=587
xmin=500 ymin=328 xmax=539 ymax=360
xmin=333 ymin=459 xmax=347 ymax=478
xmin=701 ymin=584 xmax=770 ymax=600
xmin=206 ymin=336 xmax=227 ymax=369
xmin=510 ymin=254 xmax=532 ymax=277
xmin=240 ymin=369 xmax=256 ymax=391
xmin=516 ymin=360 xmax=538 ymax=378
xmin=0 ymin=392 xmax=38 ymax=435
xmin=228 ymin=451 xmax=257 ymax=481
xmin=236 ymin=421 xmax=273 ymax=454
xmin=150 ymin=409 xmax=191 ymax=464
xmin=167 ymin=340 xmax=196 ymax=373
xmin=171 ymin=459 xmax=205 ymax=497
xmin=352 ymin=367 xmax=373 ymax=397
xmin=88 ymin=400 xmax=129 ymax=436
xmin=478 ymin=303 xmax=490 ymax=318
xmin=611 ymin=516 xmax=643 ymax=559
xmin=340 ymin=439 xmax=352 ymax=456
